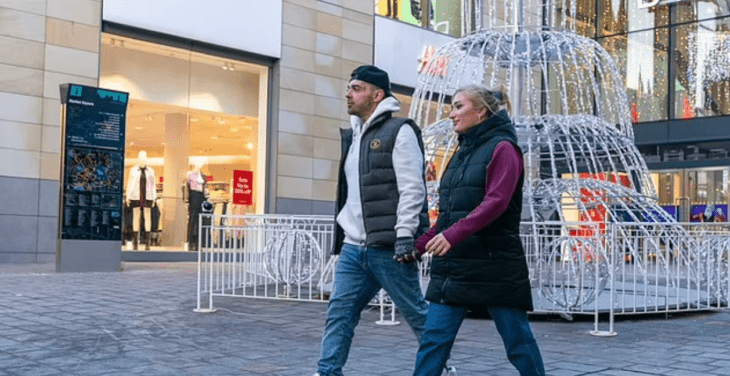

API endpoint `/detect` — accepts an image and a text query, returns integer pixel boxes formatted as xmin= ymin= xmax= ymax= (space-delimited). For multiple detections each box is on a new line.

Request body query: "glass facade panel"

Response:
xmin=100 ymin=34 xmax=268 ymax=251
xmin=676 ymin=1 xmax=730 ymax=24
xmin=652 ymin=170 xmax=682 ymax=205
xmin=375 ymin=0 xmax=479 ymax=37
xmin=376 ymin=0 xmax=426 ymax=26
xmin=600 ymin=28 xmax=669 ymax=122
xmin=433 ymin=0 xmax=463 ymax=36
xmin=673 ymin=18 xmax=730 ymax=119
xmin=597 ymin=0 xmax=669 ymax=36
xmin=688 ymin=169 xmax=729 ymax=205
xmin=556 ymin=0 xmax=596 ymax=38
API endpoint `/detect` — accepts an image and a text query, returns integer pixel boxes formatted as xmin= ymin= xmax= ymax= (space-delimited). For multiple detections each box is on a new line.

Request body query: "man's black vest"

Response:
xmin=333 ymin=114 xmax=429 ymax=254
xmin=425 ymin=110 xmax=533 ymax=311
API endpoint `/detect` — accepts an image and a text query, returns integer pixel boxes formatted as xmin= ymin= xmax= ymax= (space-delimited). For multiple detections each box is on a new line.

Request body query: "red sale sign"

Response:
xmin=233 ymin=170 xmax=253 ymax=205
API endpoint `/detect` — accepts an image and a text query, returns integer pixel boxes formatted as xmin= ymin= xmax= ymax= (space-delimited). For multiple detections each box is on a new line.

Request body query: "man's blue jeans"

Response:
xmin=317 ymin=244 xmax=428 ymax=376
xmin=413 ymin=303 xmax=545 ymax=376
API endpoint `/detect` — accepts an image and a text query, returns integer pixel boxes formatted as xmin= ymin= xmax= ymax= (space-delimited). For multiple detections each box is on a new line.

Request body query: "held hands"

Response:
xmin=425 ymin=233 xmax=451 ymax=257
xmin=393 ymin=237 xmax=419 ymax=264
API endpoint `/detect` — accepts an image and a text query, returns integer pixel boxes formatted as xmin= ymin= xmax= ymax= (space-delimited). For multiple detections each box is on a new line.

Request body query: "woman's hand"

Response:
xmin=425 ymin=234 xmax=451 ymax=256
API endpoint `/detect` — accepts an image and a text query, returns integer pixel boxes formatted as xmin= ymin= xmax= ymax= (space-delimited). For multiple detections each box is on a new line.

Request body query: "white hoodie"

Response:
xmin=337 ymin=96 xmax=426 ymax=246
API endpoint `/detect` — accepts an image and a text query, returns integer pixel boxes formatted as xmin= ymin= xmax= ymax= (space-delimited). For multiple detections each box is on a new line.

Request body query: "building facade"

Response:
xmin=0 ymin=0 xmax=728 ymax=264
xmin=573 ymin=0 xmax=730 ymax=221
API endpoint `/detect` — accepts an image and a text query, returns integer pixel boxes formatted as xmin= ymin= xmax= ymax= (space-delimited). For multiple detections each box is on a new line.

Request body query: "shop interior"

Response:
xmin=100 ymin=34 xmax=268 ymax=251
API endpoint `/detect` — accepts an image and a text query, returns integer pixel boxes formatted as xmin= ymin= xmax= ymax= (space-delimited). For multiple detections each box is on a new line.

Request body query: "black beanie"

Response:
xmin=350 ymin=65 xmax=392 ymax=97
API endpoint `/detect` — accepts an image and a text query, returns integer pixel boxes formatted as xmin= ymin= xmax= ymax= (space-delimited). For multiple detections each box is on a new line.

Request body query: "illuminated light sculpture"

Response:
xmin=412 ymin=8 xmax=729 ymax=312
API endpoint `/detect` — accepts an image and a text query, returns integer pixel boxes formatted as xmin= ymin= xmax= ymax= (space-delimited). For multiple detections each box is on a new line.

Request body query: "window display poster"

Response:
xmin=233 ymin=170 xmax=253 ymax=206
xmin=642 ymin=205 xmax=678 ymax=222
xmin=690 ymin=204 xmax=728 ymax=222
xmin=59 ymin=84 xmax=128 ymax=240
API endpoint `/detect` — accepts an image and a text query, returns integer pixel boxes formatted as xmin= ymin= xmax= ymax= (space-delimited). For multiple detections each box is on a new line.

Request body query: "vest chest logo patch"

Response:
xmin=370 ymin=139 xmax=381 ymax=150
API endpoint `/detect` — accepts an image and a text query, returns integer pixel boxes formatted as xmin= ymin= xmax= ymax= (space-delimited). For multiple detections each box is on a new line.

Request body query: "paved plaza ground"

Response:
xmin=0 ymin=262 xmax=728 ymax=375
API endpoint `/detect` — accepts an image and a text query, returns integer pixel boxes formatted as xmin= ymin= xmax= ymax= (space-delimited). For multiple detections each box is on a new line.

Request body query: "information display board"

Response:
xmin=59 ymin=84 xmax=128 ymax=240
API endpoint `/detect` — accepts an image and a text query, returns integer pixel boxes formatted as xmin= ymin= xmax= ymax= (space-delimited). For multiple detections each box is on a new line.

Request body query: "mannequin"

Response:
xmin=185 ymin=160 xmax=207 ymax=251
xmin=126 ymin=151 xmax=156 ymax=250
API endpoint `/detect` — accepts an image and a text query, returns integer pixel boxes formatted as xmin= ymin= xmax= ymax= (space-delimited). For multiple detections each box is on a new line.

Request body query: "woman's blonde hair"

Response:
xmin=454 ymin=84 xmax=511 ymax=115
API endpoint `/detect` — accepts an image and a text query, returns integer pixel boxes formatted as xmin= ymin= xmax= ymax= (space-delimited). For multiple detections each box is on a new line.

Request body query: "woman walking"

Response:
xmin=404 ymin=84 xmax=545 ymax=376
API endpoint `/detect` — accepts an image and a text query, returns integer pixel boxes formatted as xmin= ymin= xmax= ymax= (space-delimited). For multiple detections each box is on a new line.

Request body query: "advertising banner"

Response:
xmin=59 ymin=84 xmax=128 ymax=241
xmin=233 ymin=170 xmax=253 ymax=206
xmin=690 ymin=204 xmax=728 ymax=222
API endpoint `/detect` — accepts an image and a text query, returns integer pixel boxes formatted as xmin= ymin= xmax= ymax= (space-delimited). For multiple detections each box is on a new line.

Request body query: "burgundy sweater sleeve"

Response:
xmin=440 ymin=141 xmax=523 ymax=248
xmin=416 ymin=225 xmax=437 ymax=253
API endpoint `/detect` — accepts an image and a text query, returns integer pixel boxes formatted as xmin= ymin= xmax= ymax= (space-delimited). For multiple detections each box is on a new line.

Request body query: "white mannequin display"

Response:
xmin=126 ymin=151 xmax=157 ymax=250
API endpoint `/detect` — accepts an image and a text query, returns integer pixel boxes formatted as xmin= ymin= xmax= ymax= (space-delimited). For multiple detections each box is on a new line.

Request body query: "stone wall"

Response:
xmin=276 ymin=0 xmax=374 ymax=215
xmin=0 ymin=0 xmax=101 ymax=262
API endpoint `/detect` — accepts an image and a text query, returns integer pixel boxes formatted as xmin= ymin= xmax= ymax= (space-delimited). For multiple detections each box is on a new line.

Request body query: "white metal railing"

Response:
xmin=196 ymin=214 xmax=336 ymax=312
xmin=194 ymin=213 xmax=401 ymax=322
xmin=196 ymin=216 xmax=730 ymax=334
xmin=521 ymin=221 xmax=730 ymax=335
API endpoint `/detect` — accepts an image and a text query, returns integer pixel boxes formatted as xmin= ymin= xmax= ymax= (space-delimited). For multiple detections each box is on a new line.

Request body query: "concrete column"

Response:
xmin=161 ymin=113 xmax=189 ymax=247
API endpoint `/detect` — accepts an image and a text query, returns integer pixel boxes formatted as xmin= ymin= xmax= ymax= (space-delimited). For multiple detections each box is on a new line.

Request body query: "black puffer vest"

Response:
xmin=333 ymin=114 xmax=430 ymax=254
xmin=425 ymin=110 xmax=533 ymax=311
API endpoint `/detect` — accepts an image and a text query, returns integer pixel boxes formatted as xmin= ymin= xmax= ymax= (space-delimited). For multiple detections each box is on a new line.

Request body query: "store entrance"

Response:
xmin=100 ymin=34 xmax=268 ymax=252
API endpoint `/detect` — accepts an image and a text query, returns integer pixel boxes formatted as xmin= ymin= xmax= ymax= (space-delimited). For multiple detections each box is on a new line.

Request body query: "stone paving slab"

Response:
xmin=0 ymin=262 xmax=728 ymax=375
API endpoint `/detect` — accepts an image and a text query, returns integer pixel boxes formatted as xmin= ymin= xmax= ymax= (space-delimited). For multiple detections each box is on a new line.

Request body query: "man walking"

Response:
xmin=314 ymin=65 xmax=435 ymax=376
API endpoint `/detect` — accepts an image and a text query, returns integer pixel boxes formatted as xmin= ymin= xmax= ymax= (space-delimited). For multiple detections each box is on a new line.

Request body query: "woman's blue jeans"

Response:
xmin=317 ymin=244 xmax=428 ymax=376
xmin=413 ymin=303 xmax=545 ymax=376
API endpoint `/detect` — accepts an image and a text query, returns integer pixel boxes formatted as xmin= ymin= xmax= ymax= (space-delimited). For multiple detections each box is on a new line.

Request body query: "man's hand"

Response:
xmin=394 ymin=237 xmax=419 ymax=263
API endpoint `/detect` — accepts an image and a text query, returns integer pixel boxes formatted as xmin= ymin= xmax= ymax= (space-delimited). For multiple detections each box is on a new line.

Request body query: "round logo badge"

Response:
xmin=370 ymin=139 xmax=381 ymax=150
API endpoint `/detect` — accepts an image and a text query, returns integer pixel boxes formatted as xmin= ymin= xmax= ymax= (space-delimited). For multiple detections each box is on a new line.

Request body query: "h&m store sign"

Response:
xmin=418 ymin=46 xmax=449 ymax=78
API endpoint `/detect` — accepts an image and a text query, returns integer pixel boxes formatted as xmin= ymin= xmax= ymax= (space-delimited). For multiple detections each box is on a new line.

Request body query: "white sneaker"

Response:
xmin=443 ymin=365 xmax=457 ymax=376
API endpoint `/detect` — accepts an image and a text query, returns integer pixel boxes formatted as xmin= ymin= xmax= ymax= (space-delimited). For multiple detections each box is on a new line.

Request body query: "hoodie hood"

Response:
xmin=350 ymin=96 xmax=401 ymax=136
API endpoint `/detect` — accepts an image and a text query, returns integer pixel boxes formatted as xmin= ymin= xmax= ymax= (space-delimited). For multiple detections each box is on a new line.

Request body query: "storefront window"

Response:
xmin=100 ymin=34 xmax=268 ymax=251
xmin=651 ymin=168 xmax=729 ymax=221
xmin=375 ymin=0 xmax=481 ymax=37
xmin=673 ymin=18 xmax=730 ymax=119
xmin=652 ymin=170 xmax=682 ymax=205
xmin=600 ymin=28 xmax=669 ymax=122
xmin=687 ymin=169 xmax=728 ymax=204
xmin=597 ymin=0 xmax=669 ymax=37
xmin=687 ymin=168 xmax=729 ymax=221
